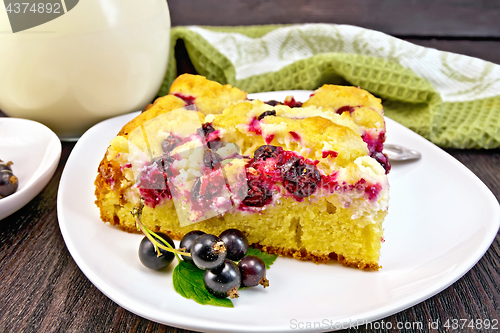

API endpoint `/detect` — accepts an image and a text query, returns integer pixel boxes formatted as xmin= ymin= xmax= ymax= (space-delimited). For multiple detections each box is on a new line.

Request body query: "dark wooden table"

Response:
xmin=1 ymin=1 xmax=499 ymax=332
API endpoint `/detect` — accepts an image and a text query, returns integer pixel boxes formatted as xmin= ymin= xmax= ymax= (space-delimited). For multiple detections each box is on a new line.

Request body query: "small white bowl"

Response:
xmin=0 ymin=118 xmax=61 ymax=220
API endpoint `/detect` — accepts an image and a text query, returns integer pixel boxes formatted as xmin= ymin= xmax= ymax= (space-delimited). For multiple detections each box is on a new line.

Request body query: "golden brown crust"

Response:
xmin=253 ymin=243 xmax=381 ymax=271
xmin=169 ymin=74 xmax=247 ymax=114
xmin=94 ymin=157 xmax=120 ymax=225
xmin=303 ymin=84 xmax=383 ymax=114
xmin=118 ymin=95 xmax=187 ymax=138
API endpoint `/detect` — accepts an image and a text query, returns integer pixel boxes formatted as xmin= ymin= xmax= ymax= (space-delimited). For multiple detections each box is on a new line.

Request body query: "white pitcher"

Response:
xmin=0 ymin=0 xmax=171 ymax=139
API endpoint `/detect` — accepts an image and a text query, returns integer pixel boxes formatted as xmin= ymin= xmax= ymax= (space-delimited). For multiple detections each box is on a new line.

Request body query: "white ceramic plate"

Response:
xmin=0 ymin=118 xmax=61 ymax=220
xmin=57 ymin=91 xmax=500 ymax=333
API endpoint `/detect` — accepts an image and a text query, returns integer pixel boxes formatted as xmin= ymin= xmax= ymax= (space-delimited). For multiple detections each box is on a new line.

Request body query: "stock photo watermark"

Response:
xmin=3 ymin=0 xmax=79 ymax=33
xmin=289 ymin=318 xmax=499 ymax=330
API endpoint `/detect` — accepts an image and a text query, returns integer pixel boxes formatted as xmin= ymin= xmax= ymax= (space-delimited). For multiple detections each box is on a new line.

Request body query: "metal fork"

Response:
xmin=384 ymin=144 xmax=422 ymax=161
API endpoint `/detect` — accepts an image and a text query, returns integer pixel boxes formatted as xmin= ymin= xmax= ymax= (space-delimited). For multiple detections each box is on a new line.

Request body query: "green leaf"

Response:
xmin=246 ymin=247 xmax=278 ymax=269
xmin=172 ymin=261 xmax=233 ymax=308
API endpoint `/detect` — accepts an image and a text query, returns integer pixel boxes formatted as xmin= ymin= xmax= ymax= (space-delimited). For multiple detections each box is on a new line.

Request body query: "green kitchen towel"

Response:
xmin=161 ymin=24 xmax=500 ymax=149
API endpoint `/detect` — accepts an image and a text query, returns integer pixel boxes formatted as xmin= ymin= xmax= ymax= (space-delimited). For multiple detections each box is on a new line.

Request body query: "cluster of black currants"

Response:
xmin=138 ymin=227 xmax=269 ymax=300
xmin=0 ymin=160 xmax=18 ymax=199
xmin=182 ymin=229 xmax=269 ymax=299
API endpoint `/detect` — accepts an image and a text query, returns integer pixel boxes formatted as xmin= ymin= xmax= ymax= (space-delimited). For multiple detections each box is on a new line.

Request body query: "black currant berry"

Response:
xmin=0 ymin=160 xmax=13 ymax=172
xmin=264 ymin=100 xmax=280 ymax=106
xmin=138 ymin=232 xmax=176 ymax=271
xmin=197 ymin=123 xmax=216 ymax=139
xmin=149 ymin=154 xmax=174 ymax=178
xmin=219 ymin=229 xmax=249 ymax=261
xmin=238 ymin=255 xmax=269 ymax=288
xmin=179 ymin=230 xmax=206 ymax=263
xmin=0 ymin=170 xmax=18 ymax=198
xmin=203 ymin=259 xmax=241 ymax=299
xmin=190 ymin=174 xmax=226 ymax=211
xmin=203 ymin=150 xmax=223 ymax=169
xmin=161 ymin=136 xmax=182 ymax=153
xmin=258 ymin=110 xmax=276 ymax=120
xmin=207 ymin=139 xmax=223 ymax=150
xmin=371 ymin=151 xmax=391 ymax=174
xmin=191 ymin=234 xmax=227 ymax=270
xmin=281 ymin=157 xmax=321 ymax=198
xmin=253 ymin=145 xmax=283 ymax=161
xmin=242 ymin=179 xmax=272 ymax=207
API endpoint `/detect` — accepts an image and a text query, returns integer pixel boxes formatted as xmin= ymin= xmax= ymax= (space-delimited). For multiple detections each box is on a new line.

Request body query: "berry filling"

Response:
xmin=372 ymin=151 xmax=391 ymax=174
xmin=138 ymin=178 xmax=172 ymax=208
xmin=336 ymin=105 xmax=357 ymax=115
xmin=263 ymin=98 xmax=302 ymax=108
xmin=199 ymin=123 xmax=224 ymax=149
xmin=364 ymin=183 xmax=383 ymax=201
xmin=322 ymin=150 xmax=338 ymax=159
xmin=362 ymin=130 xmax=391 ymax=174
xmin=190 ymin=172 xmax=230 ymax=214
xmin=198 ymin=123 xmax=217 ymax=140
xmin=320 ymin=177 xmax=382 ymax=203
xmin=136 ymin=126 xmax=384 ymax=215
xmin=248 ymin=117 xmax=262 ymax=135
xmin=203 ymin=150 xmax=223 ymax=169
xmin=136 ymin=135 xmax=190 ymax=207
xmin=283 ymin=96 xmax=303 ymax=108
xmin=363 ymin=131 xmax=385 ymax=155
xmin=120 ymin=162 xmax=132 ymax=172
xmin=173 ymin=93 xmax=196 ymax=106
xmin=265 ymin=134 xmax=275 ymax=144
xmin=242 ymin=145 xmax=381 ymax=206
xmin=162 ymin=135 xmax=182 ymax=153
xmin=288 ymin=131 xmax=301 ymax=141
xmin=136 ymin=123 xmax=237 ymax=216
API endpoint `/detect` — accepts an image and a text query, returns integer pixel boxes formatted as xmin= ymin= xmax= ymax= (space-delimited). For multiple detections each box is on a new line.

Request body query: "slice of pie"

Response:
xmin=94 ymin=74 xmax=390 ymax=270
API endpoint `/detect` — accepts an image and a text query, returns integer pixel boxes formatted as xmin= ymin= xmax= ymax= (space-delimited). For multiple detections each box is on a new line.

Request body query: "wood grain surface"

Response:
xmin=169 ymin=0 xmax=500 ymax=38
xmin=1 ymin=1 xmax=499 ymax=332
